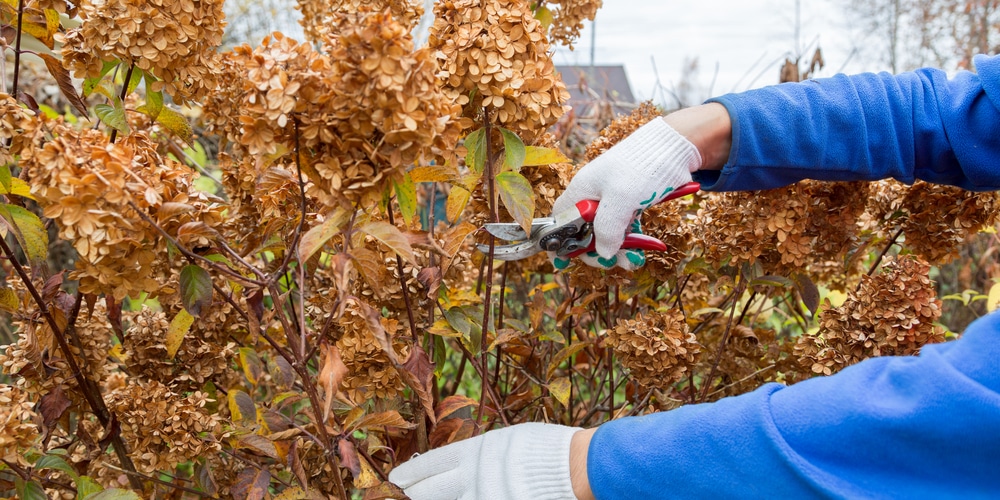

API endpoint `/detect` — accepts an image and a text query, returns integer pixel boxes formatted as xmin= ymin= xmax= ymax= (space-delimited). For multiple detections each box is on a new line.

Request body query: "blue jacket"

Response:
xmin=588 ymin=55 xmax=1000 ymax=499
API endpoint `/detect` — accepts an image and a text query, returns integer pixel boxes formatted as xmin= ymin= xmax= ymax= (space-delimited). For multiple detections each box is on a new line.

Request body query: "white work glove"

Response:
xmin=550 ymin=118 xmax=701 ymax=271
xmin=388 ymin=423 xmax=581 ymax=500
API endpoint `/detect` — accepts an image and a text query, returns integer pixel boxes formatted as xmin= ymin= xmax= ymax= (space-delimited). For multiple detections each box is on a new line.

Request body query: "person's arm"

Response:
xmin=574 ymin=312 xmax=1000 ymax=499
xmin=695 ymin=54 xmax=1000 ymax=192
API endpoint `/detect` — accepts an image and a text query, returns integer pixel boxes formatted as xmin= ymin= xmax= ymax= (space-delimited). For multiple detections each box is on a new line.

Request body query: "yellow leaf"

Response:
xmin=358 ymin=220 xmax=416 ymax=264
xmin=410 ymin=165 xmax=458 ymax=183
xmin=298 ymin=207 xmax=350 ymax=262
xmin=547 ymin=342 xmax=590 ymax=378
xmin=523 ymin=146 xmax=570 ymax=166
xmin=548 ymin=377 xmax=571 ymax=407
xmin=354 ymin=456 xmax=381 ymax=489
xmin=0 ymin=203 xmax=47 ymax=264
xmin=988 ymin=282 xmax=1000 ymax=312
xmin=446 ymin=186 xmax=471 ymax=224
xmin=496 ymin=171 xmax=535 ymax=237
xmin=0 ymin=286 xmax=18 ymax=314
xmin=165 ymin=309 xmax=194 ymax=359
xmin=155 ymin=107 xmax=193 ymax=143
xmin=228 ymin=389 xmax=256 ymax=427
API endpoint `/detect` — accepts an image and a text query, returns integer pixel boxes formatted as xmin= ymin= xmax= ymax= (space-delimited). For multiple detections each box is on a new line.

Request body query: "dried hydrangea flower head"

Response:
xmin=106 ymin=380 xmax=224 ymax=475
xmin=22 ymin=126 xmax=224 ymax=300
xmin=0 ymin=385 xmax=39 ymax=464
xmin=542 ymin=0 xmax=602 ymax=48
xmin=430 ymin=0 xmax=570 ymax=140
xmin=866 ymin=180 xmax=1000 ymax=264
xmin=0 ymin=93 xmax=39 ymax=166
xmin=607 ymin=308 xmax=701 ymax=391
xmin=797 ymin=255 xmax=945 ymax=375
xmin=60 ymin=0 xmax=226 ymax=104
xmin=297 ymin=0 xmax=424 ymax=42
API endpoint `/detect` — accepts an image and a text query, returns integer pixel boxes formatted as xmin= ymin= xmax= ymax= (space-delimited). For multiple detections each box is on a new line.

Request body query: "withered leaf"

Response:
xmin=435 ymin=395 xmax=478 ymax=421
xmin=417 ymin=266 xmax=442 ymax=300
xmin=238 ymin=434 xmax=279 ymax=459
xmin=232 ymin=467 xmax=270 ymax=500
xmin=352 ymin=410 xmax=414 ymax=432
xmin=196 ymin=459 xmax=219 ymax=497
xmin=359 ymin=220 xmax=416 ymax=265
xmin=354 ymin=299 xmax=400 ymax=364
xmin=288 ymin=439 xmax=310 ymax=490
xmin=37 ymin=386 xmax=71 ymax=431
xmin=338 ymin=439 xmax=361 ymax=477
xmin=317 ymin=343 xmax=348 ymax=423
xmin=38 ymin=53 xmax=89 ymax=117
xmin=400 ymin=346 xmax=436 ymax=424
xmin=179 ymin=264 xmax=213 ymax=317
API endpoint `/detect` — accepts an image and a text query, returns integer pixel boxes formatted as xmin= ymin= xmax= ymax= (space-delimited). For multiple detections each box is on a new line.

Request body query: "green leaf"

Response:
xmin=394 ymin=172 xmax=417 ymax=226
xmin=523 ymin=146 xmax=570 ymax=166
xmin=76 ymin=476 xmax=104 ymax=498
xmin=83 ymin=60 xmax=119 ymax=97
xmin=750 ymin=275 xmax=794 ymax=288
xmin=143 ymin=72 xmax=164 ymax=120
xmin=87 ymin=488 xmax=143 ymax=500
xmin=165 ymin=309 xmax=194 ymax=359
xmin=534 ymin=5 xmax=554 ymax=30
xmin=95 ymin=97 xmax=129 ymax=134
xmin=0 ymin=164 xmax=11 ymax=193
xmin=298 ymin=207 xmax=350 ymax=262
xmin=500 ymin=128 xmax=526 ymax=172
xmin=179 ymin=264 xmax=213 ymax=317
xmin=464 ymin=128 xmax=486 ymax=173
xmin=34 ymin=454 xmax=79 ymax=480
xmin=125 ymin=67 xmax=143 ymax=96
xmin=15 ymin=479 xmax=47 ymax=500
xmin=495 ymin=171 xmax=535 ymax=237
xmin=358 ymin=221 xmax=416 ymax=264
xmin=0 ymin=203 xmax=48 ymax=264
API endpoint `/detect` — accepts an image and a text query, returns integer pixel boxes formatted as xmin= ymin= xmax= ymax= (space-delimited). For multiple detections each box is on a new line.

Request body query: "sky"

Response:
xmin=550 ymin=0 xmax=877 ymax=105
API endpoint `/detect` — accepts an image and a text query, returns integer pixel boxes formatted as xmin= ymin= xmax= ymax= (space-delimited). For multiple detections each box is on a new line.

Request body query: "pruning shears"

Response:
xmin=478 ymin=181 xmax=701 ymax=261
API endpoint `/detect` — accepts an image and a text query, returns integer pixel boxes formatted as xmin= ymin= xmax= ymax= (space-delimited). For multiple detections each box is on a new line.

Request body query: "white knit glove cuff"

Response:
xmin=389 ymin=423 xmax=581 ymax=500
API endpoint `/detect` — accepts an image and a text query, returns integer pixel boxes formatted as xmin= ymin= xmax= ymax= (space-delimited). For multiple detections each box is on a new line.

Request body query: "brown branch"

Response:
xmin=0 ymin=237 xmax=144 ymax=489
xmin=866 ymin=226 xmax=905 ymax=277
xmin=699 ymin=283 xmax=755 ymax=403
xmin=101 ymin=463 xmax=212 ymax=498
xmin=10 ymin=0 xmax=25 ymax=107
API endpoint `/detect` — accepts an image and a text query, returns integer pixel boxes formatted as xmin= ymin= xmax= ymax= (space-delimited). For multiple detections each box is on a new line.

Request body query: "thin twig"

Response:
xmin=699 ymin=283 xmax=755 ymax=403
xmin=101 ymin=463 xmax=211 ymax=498
xmin=867 ymin=226 xmax=905 ymax=277
xmin=10 ymin=0 xmax=25 ymax=110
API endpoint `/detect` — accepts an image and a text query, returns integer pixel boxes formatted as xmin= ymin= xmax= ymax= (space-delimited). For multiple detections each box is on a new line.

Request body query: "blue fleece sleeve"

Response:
xmin=587 ymin=312 xmax=1000 ymax=499
xmin=694 ymin=54 xmax=1000 ymax=192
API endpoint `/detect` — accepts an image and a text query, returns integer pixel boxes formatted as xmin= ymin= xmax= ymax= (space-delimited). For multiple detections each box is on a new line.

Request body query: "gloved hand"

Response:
xmin=551 ymin=118 xmax=702 ymax=269
xmin=388 ymin=422 xmax=582 ymax=500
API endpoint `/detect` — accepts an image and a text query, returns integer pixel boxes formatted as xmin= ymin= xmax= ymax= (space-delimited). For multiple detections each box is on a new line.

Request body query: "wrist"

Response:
xmin=662 ymin=102 xmax=732 ymax=171
xmin=570 ymin=427 xmax=598 ymax=500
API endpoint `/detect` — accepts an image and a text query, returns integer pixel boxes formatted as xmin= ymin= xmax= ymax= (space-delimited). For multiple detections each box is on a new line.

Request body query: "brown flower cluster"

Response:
xmin=60 ymin=0 xmax=225 ymax=103
xmin=866 ymin=180 xmax=1000 ymax=264
xmin=0 ymin=93 xmax=39 ymax=165
xmin=607 ymin=308 xmax=701 ymax=390
xmin=797 ymin=255 xmax=945 ymax=375
xmin=124 ymin=307 xmax=236 ymax=392
xmin=583 ymin=101 xmax=662 ymax=162
xmin=542 ymin=0 xmax=602 ymax=48
xmin=0 ymin=385 xmax=39 ymax=463
xmin=697 ymin=181 xmax=869 ymax=277
xmin=23 ymin=127 xmax=224 ymax=300
xmin=297 ymin=0 xmax=424 ymax=42
xmin=106 ymin=380 xmax=223 ymax=475
xmin=429 ymin=0 xmax=570 ymax=140
xmin=335 ymin=302 xmax=407 ymax=402
xmin=206 ymin=9 xmax=461 ymax=211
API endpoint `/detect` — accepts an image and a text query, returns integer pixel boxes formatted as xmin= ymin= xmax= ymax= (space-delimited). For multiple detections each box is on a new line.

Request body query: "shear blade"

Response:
xmin=476 ymin=240 xmax=541 ymax=261
xmin=483 ymin=218 xmax=555 ymax=241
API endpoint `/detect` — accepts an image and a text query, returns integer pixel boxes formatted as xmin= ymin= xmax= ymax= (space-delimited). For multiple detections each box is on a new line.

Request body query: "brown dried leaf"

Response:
xmin=38 ymin=386 xmax=71 ymax=430
xmin=38 ymin=53 xmax=89 ymax=117
xmin=359 ymin=221 xmax=416 ymax=265
xmin=417 ymin=267 xmax=442 ymax=300
xmin=435 ymin=395 xmax=478 ymax=421
xmin=232 ymin=467 xmax=270 ymax=500
xmin=338 ymin=439 xmax=361 ymax=477
xmin=353 ymin=411 xmax=415 ymax=432
xmin=288 ymin=439 xmax=310 ymax=490
xmin=400 ymin=345 xmax=436 ymax=424
xmin=317 ymin=343 xmax=348 ymax=423
xmin=239 ymin=434 xmax=279 ymax=459
xmin=354 ymin=299 xmax=399 ymax=364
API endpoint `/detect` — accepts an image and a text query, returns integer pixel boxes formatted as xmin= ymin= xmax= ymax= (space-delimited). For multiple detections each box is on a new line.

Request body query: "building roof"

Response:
xmin=556 ymin=64 xmax=636 ymax=113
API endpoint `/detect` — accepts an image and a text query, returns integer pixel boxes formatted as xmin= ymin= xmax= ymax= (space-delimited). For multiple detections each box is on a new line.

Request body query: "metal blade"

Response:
xmin=482 ymin=218 xmax=555 ymax=242
xmin=476 ymin=240 xmax=541 ymax=261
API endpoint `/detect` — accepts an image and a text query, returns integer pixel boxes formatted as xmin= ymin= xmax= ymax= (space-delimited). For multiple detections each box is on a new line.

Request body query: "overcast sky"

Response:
xmin=551 ymin=0 xmax=877 ymax=105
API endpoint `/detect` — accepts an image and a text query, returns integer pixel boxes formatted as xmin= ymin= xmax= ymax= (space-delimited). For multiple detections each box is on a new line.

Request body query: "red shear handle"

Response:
xmin=567 ymin=234 xmax=667 ymax=258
